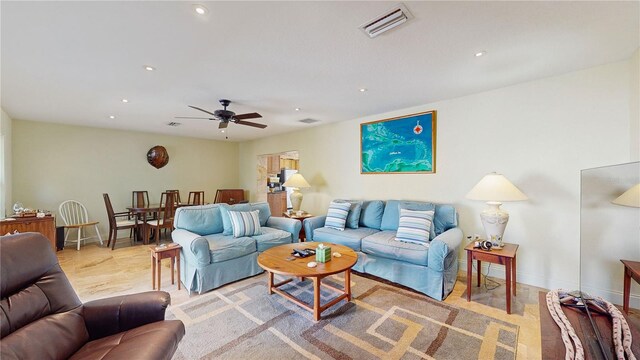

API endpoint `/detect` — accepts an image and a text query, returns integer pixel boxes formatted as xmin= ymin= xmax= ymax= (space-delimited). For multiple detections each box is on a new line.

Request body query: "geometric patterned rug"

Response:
xmin=167 ymin=272 xmax=518 ymax=360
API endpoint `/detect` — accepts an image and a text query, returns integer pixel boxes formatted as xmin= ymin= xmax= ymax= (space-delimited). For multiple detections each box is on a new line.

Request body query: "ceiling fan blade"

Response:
xmin=236 ymin=120 xmax=267 ymax=129
xmin=219 ymin=121 xmax=229 ymax=129
xmin=175 ymin=116 xmax=214 ymax=119
xmin=188 ymin=105 xmax=217 ymax=117
xmin=234 ymin=112 xmax=262 ymax=120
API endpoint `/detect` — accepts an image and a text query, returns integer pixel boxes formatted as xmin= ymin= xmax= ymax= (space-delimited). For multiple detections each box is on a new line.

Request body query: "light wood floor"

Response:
xmin=59 ymin=239 xmax=545 ymax=360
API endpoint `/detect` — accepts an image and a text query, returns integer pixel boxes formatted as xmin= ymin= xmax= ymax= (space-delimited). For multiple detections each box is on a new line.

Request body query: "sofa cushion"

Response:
xmin=395 ymin=209 xmax=434 ymax=245
xmin=252 ymin=227 xmax=292 ymax=252
xmin=325 ymin=201 xmax=351 ymax=231
xmin=380 ymin=200 xmax=435 ymax=231
xmin=220 ymin=204 xmax=252 ymax=235
xmin=173 ymin=204 xmax=224 ymax=236
xmin=434 ymin=204 xmax=458 ymax=237
xmin=203 ymin=233 xmax=256 ymax=263
xmin=250 ymin=202 xmax=271 ymax=227
xmin=361 ymin=230 xmax=429 ymax=266
xmin=336 ymin=199 xmax=363 ymax=229
xmin=229 ymin=210 xmax=262 ymax=237
xmin=312 ymin=227 xmax=379 ymax=251
xmin=359 ymin=200 xmax=384 ymax=229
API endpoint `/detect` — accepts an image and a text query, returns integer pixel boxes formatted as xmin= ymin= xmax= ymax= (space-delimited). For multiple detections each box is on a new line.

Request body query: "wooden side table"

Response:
xmin=149 ymin=243 xmax=182 ymax=290
xmin=465 ymin=242 xmax=518 ymax=314
xmin=621 ymin=259 xmax=640 ymax=313
xmin=283 ymin=212 xmax=313 ymax=241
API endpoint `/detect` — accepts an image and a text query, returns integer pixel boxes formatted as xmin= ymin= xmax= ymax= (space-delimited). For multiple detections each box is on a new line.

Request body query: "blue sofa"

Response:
xmin=171 ymin=202 xmax=302 ymax=294
xmin=303 ymin=200 xmax=462 ymax=301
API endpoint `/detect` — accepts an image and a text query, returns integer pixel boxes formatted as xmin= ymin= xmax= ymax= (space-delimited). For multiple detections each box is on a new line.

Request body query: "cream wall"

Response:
xmin=12 ymin=120 xmax=239 ymax=239
xmin=239 ymin=57 xmax=636 ymax=291
xmin=630 ymin=49 xmax=639 ymax=161
xmin=1 ymin=109 xmax=13 ymax=217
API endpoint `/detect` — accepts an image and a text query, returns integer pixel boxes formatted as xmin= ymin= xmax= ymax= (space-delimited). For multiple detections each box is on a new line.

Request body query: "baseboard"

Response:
xmin=458 ymin=258 xmax=578 ymax=292
xmin=458 ymin=258 xmax=640 ymax=309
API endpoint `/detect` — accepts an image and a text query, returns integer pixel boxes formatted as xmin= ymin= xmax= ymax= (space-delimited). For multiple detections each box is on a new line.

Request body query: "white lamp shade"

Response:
xmin=466 ymin=173 xmax=528 ymax=202
xmin=612 ymin=183 xmax=640 ymax=208
xmin=282 ymin=173 xmax=310 ymax=188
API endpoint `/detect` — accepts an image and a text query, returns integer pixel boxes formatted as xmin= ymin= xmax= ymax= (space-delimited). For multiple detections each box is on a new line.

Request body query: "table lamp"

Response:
xmin=282 ymin=173 xmax=311 ymax=212
xmin=612 ymin=183 xmax=640 ymax=208
xmin=466 ymin=172 xmax=528 ymax=246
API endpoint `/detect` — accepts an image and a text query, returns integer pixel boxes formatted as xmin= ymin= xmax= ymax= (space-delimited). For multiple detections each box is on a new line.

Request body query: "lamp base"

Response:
xmin=480 ymin=201 xmax=509 ymax=246
xmin=290 ymin=189 xmax=303 ymax=212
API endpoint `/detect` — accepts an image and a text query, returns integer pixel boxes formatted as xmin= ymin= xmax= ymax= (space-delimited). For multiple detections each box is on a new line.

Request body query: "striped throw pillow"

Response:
xmin=324 ymin=201 xmax=352 ymax=231
xmin=395 ymin=208 xmax=434 ymax=245
xmin=228 ymin=210 xmax=262 ymax=237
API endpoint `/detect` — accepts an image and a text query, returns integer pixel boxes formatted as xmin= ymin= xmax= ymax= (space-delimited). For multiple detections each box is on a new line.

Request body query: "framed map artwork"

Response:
xmin=360 ymin=110 xmax=436 ymax=174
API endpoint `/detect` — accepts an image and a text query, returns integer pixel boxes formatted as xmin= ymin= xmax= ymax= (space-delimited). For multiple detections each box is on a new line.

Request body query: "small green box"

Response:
xmin=316 ymin=246 xmax=332 ymax=263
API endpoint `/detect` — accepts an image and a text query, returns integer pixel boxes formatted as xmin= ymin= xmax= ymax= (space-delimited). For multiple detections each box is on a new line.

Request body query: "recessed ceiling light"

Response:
xmin=109 ymin=115 xmax=115 ymax=119
xmin=475 ymin=51 xmax=486 ymax=57
xmin=121 ymin=99 xmax=129 ymax=103
xmin=220 ymin=130 xmax=225 ymax=133
xmin=295 ymin=108 xmax=301 ymax=111
xmin=144 ymin=65 xmax=155 ymax=71
xmin=359 ymin=88 xmax=367 ymax=92
xmin=193 ymin=4 xmax=208 ymax=15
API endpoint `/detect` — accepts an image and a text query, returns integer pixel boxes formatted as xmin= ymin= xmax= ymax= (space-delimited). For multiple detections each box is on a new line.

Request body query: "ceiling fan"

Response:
xmin=176 ymin=99 xmax=266 ymax=129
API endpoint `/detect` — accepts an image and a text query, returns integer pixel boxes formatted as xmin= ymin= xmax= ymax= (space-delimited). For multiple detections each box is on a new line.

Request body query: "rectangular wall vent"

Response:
xmin=359 ymin=3 xmax=413 ymax=38
xmin=167 ymin=122 xmax=181 ymax=127
xmin=299 ymin=118 xmax=320 ymax=124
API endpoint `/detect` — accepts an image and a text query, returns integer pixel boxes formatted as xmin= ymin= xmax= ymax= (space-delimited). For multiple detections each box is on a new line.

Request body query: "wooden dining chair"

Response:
xmin=132 ymin=190 xmax=155 ymax=221
xmin=146 ymin=192 xmax=177 ymax=244
xmin=103 ymin=193 xmax=136 ymax=250
xmin=58 ymin=200 xmax=104 ymax=251
xmin=132 ymin=191 xmax=150 ymax=208
xmin=165 ymin=190 xmax=181 ymax=204
xmin=188 ymin=191 xmax=205 ymax=205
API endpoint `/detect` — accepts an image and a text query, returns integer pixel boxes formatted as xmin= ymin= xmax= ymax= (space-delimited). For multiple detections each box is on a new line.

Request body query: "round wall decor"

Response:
xmin=147 ymin=145 xmax=169 ymax=169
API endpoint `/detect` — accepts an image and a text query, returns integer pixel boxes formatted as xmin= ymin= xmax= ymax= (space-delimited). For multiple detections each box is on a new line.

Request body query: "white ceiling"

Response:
xmin=1 ymin=1 xmax=638 ymax=141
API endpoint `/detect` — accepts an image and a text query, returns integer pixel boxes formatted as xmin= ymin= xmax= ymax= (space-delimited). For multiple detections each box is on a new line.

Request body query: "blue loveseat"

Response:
xmin=303 ymin=200 xmax=462 ymax=300
xmin=171 ymin=202 xmax=302 ymax=294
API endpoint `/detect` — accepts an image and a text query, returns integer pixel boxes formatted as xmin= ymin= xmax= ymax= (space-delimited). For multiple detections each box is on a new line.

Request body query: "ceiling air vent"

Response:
xmin=299 ymin=118 xmax=320 ymax=124
xmin=359 ymin=3 xmax=413 ymax=38
xmin=167 ymin=122 xmax=181 ymax=127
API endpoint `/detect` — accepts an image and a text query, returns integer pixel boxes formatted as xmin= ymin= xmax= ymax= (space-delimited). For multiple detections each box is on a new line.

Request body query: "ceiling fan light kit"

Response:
xmin=176 ymin=99 xmax=267 ymax=130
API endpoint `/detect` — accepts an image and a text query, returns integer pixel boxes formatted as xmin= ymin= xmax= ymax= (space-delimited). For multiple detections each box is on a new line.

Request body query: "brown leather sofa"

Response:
xmin=0 ymin=232 xmax=185 ymax=359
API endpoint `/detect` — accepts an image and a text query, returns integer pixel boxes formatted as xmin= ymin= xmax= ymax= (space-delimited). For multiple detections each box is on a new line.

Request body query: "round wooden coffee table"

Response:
xmin=257 ymin=242 xmax=357 ymax=321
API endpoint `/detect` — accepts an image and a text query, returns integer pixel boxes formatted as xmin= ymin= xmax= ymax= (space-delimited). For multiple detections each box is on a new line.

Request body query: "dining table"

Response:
xmin=127 ymin=203 xmax=195 ymax=244
xmin=126 ymin=204 xmax=162 ymax=244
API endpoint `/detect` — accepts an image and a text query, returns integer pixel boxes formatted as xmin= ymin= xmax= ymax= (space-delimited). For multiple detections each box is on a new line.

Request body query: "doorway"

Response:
xmin=256 ymin=151 xmax=299 ymax=210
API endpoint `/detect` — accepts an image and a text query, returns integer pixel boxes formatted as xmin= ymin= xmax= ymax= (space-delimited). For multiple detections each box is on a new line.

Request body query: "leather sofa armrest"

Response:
xmin=83 ymin=291 xmax=170 ymax=340
xmin=172 ymin=228 xmax=210 ymax=267
xmin=428 ymin=227 xmax=463 ymax=271
xmin=266 ymin=217 xmax=302 ymax=241
xmin=302 ymin=216 xmax=326 ymax=242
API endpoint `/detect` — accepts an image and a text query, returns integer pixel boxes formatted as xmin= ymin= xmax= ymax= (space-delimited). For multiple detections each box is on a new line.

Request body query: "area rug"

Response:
xmin=167 ymin=273 xmax=518 ymax=360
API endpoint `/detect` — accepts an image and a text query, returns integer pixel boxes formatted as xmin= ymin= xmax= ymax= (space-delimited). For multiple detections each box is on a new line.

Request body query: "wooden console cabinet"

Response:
xmin=267 ymin=191 xmax=287 ymax=217
xmin=0 ymin=216 xmax=57 ymax=251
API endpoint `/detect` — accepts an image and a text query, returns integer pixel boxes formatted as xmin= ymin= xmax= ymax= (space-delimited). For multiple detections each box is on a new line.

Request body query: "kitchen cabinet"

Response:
xmin=279 ymin=158 xmax=299 ymax=170
xmin=267 ymin=155 xmax=281 ymax=175
xmin=267 ymin=192 xmax=287 ymax=217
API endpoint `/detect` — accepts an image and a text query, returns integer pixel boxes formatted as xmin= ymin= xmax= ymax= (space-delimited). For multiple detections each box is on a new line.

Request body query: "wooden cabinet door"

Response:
xmin=267 ymin=192 xmax=287 ymax=217
xmin=0 ymin=216 xmax=56 ymax=251
xmin=267 ymin=155 xmax=281 ymax=174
